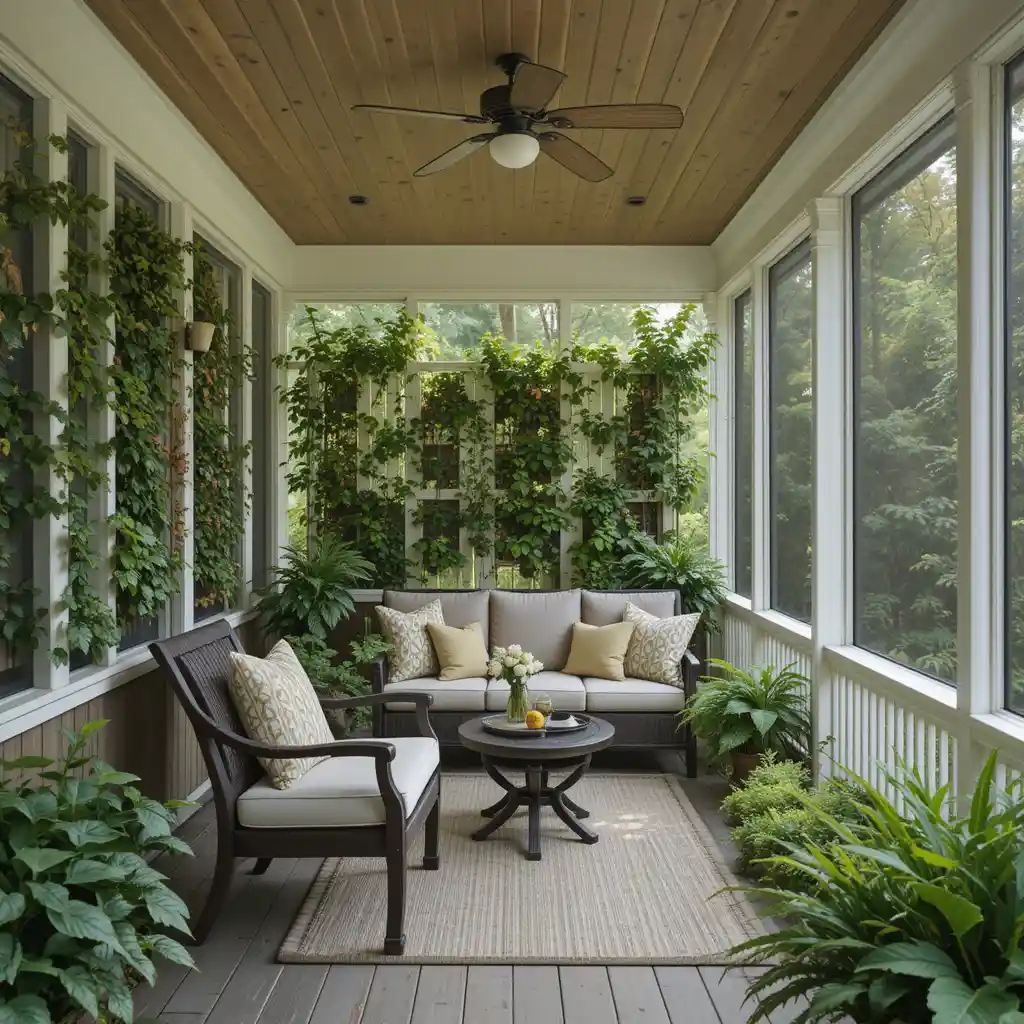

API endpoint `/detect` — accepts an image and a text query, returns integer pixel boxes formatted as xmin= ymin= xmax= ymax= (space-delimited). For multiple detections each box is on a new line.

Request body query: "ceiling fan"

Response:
xmin=352 ymin=53 xmax=683 ymax=182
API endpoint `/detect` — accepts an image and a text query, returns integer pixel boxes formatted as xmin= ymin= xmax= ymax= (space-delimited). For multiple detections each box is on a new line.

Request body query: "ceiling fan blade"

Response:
xmin=538 ymin=132 xmax=613 ymax=182
xmin=352 ymin=103 xmax=489 ymax=125
xmin=413 ymin=135 xmax=493 ymax=177
xmin=509 ymin=61 xmax=566 ymax=112
xmin=544 ymin=103 xmax=683 ymax=130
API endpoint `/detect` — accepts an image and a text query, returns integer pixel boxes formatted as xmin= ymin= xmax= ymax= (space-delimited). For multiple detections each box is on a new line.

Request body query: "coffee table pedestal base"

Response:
xmin=471 ymin=758 xmax=597 ymax=861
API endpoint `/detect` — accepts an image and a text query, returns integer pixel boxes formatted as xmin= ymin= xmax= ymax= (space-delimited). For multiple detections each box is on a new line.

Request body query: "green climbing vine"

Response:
xmin=279 ymin=303 xmax=715 ymax=591
xmin=106 ymin=202 xmax=187 ymax=630
xmin=191 ymin=242 xmax=251 ymax=610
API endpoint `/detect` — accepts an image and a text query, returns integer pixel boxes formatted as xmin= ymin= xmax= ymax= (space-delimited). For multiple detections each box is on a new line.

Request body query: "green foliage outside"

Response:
xmin=0 ymin=722 xmax=194 ymax=1023
xmin=729 ymin=753 xmax=1024 ymax=1024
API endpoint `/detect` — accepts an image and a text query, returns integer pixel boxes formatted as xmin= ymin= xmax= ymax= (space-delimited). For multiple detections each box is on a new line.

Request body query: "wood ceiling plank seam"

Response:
xmin=331 ymin=0 xmax=429 ymax=244
xmin=421 ymin=0 xmax=478 ymax=244
xmin=200 ymin=0 xmax=358 ymax=242
xmin=84 ymin=0 xmax=282 ymax=209
xmin=614 ymin=0 xmax=739 ymax=243
xmin=147 ymin=0 xmax=344 ymax=239
xmin=543 ymin=0 xmax=609 ymax=241
xmin=651 ymin=0 xmax=836 ymax=237
xmin=597 ymin=0 xmax=697 ymax=235
xmin=111 ymin=0 xmax=326 ymax=240
xmin=564 ymin=0 xmax=636 ymax=242
xmin=625 ymin=0 xmax=774 ymax=242
xmin=659 ymin=0 xmax=860 ymax=241
xmin=509 ymin=0 xmax=544 ymax=243
xmin=124 ymin=0 xmax=339 ymax=239
xmin=530 ymin=0 xmax=572 ymax=240
xmin=483 ymin=0 xmax=516 ymax=240
xmin=451 ymin=0 xmax=498 ymax=243
xmin=364 ymin=0 xmax=448 ymax=245
xmin=291 ymin=0 xmax=404 ymax=243
xmin=346 ymin=0 xmax=432 ymax=244
xmin=580 ymin=0 xmax=668 ymax=241
xmin=683 ymin=0 xmax=904 ymax=242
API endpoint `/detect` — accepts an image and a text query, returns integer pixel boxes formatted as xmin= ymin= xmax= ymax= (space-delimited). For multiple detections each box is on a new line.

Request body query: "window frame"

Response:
xmin=733 ymin=288 xmax=754 ymax=598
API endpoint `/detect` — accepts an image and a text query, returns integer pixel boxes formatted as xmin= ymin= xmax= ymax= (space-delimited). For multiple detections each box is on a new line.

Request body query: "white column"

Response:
xmin=954 ymin=63 xmax=996 ymax=807
xmin=750 ymin=264 xmax=771 ymax=612
xmin=809 ymin=197 xmax=847 ymax=778
xmin=168 ymin=202 xmax=194 ymax=637
xmin=89 ymin=144 xmax=117 ymax=667
xmin=32 ymin=99 xmax=70 ymax=687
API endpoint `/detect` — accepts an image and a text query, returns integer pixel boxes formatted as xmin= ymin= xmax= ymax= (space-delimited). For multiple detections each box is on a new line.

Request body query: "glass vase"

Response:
xmin=506 ymin=677 xmax=530 ymax=723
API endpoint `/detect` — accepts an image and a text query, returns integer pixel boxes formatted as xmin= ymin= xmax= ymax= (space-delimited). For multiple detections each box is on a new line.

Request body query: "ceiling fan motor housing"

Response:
xmin=480 ymin=84 xmax=519 ymax=121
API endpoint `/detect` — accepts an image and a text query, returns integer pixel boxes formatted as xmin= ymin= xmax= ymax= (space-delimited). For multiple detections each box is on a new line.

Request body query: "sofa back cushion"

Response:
xmin=490 ymin=589 xmax=581 ymax=670
xmin=581 ymin=589 xmax=677 ymax=626
xmin=384 ymin=590 xmax=491 ymax=646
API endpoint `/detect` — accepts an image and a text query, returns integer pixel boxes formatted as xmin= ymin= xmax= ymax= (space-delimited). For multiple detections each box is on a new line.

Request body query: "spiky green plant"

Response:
xmin=726 ymin=752 xmax=1024 ymax=1024
xmin=258 ymin=533 xmax=373 ymax=641
xmin=681 ymin=660 xmax=810 ymax=769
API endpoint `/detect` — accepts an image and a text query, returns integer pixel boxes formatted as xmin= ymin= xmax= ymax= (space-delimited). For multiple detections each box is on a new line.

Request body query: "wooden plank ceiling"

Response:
xmin=86 ymin=0 xmax=906 ymax=245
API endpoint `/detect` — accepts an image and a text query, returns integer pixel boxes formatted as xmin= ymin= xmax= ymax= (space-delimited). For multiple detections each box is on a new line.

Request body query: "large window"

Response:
xmin=0 ymin=73 xmax=34 ymax=697
xmin=769 ymin=241 xmax=813 ymax=622
xmin=572 ymin=302 xmax=682 ymax=354
xmin=733 ymin=290 xmax=753 ymax=598
xmin=421 ymin=302 xmax=559 ymax=357
xmin=853 ymin=116 xmax=958 ymax=683
xmin=1007 ymin=60 xmax=1024 ymax=711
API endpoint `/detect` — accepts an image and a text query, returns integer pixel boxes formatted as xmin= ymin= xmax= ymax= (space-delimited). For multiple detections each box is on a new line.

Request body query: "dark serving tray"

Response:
xmin=481 ymin=713 xmax=591 ymax=738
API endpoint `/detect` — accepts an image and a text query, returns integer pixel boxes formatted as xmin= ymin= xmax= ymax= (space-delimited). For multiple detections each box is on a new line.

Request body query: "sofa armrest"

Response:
xmin=681 ymin=648 xmax=700 ymax=779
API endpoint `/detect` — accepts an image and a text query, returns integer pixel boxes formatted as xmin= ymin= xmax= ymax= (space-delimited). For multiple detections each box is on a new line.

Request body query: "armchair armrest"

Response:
xmin=680 ymin=648 xmax=700 ymax=780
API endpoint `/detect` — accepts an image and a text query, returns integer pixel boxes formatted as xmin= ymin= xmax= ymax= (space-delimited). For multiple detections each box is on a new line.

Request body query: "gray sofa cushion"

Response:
xmin=581 ymin=589 xmax=677 ymax=626
xmin=485 ymin=671 xmax=586 ymax=712
xmin=384 ymin=590 xmax=491 ymax=646
xmin=489 ymin=589 xmax=581 ymax=670
xmin=383 ymin=676 xmax=488 ymax=712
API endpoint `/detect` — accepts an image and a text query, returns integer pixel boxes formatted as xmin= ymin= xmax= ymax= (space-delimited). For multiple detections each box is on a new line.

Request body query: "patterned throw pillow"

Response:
xmin=375 ymin=599 xmax=444 ymax=682
xmin=228 ymin=639 xmax=334 ymax=790
xmin=623 ymin=602 xmax=701 ymax=688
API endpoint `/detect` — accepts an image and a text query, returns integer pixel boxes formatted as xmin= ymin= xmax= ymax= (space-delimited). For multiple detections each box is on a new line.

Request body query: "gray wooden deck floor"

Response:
xmin=140 ymin=770 xmax=783 ymax=1024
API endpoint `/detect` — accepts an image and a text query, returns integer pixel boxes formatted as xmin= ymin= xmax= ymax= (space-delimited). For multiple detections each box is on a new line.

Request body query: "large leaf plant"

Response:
xmin=0 ymin=722 xmax=194 ymax=1023
xmin=728 ymin=752 xmax=1024 ymax=1024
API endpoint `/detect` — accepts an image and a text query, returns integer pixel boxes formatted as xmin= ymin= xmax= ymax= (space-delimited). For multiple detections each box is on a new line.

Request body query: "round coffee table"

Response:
xmin=457 ymin=715 xmax=616 ymax=861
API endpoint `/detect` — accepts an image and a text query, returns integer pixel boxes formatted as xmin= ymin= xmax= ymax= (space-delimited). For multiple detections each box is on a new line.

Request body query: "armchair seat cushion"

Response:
xmin=237 ymin=737 xmax=439 ymax=828
xmin=383 ymin=676 xmax=488 ymax=711
xmin=486 ymin=671 xmax=586 ymax=712
xmin=582 ymin=677 xmax=688 ymax=713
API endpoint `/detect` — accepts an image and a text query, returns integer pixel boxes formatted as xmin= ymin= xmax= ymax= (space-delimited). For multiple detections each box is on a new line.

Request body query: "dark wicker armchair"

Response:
xmin=150 ymin=620 xmax=441 ymax=955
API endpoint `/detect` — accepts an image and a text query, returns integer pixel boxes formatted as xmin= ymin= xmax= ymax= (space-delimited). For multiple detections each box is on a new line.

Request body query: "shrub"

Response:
xmin=0 ymin=722 xmax=194 ymax=1023
xmin=728 ymin=752 xmax=1024 ymax=1024
xmin=721 ymin=755 xmax=811 ymax=826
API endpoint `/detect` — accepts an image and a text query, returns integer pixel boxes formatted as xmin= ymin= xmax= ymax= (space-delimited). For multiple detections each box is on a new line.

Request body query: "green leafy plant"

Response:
xmin=681 ymin=659 xmax=811 ymax=770
xmin=568 ymin=469 xmax=637 ymax=589
xmin=106 ymin=202 xmax=188 ymax=630
xmin=259 ymin=533 xmax=373 ymax=641
xmin=618 ymin=527 xmax=727 ymax=631
xmin=190 ymin=243 xmax=252 ymax=611
xmin=728 ymin=752 xmax=1024 ymax=1024
xmin=721 ymin=752 xmax=812 ymax=825
xmin=0 ymin=721 xmax=195 ymax=1023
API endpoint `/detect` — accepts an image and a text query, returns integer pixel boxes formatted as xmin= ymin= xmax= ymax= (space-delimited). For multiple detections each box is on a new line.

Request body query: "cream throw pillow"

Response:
xmin=623 ymin=602 xmax=700 ymax=688
xmin=228 ymin=639 xmax=334 ymax=790
xmin=563 ymin=621 xmax=636 ymax=681
xmin=375 ymin=599 xmax=444 ymax=682
xmin=426 ymin=620 xmax=489 ymax=680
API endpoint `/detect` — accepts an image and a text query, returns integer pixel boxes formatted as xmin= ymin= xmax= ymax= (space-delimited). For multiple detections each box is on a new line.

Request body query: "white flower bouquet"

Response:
xmin=486 ymin=644 xmax=544 ymax=722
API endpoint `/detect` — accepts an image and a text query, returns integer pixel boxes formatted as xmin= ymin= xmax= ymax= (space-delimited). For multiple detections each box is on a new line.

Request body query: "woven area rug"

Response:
xmin=278 ymin=774 xmax=763 ymax=965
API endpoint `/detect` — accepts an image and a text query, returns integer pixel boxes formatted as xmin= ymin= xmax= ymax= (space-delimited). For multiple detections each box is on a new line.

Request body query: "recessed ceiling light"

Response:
xmin=348 ymin=195 xmax=369 ymax=205
xmin=627 ymin=195 xmax=646 ymax=206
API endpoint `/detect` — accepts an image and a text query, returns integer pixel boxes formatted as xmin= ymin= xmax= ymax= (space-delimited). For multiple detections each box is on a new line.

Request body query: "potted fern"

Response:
xmin=681 ymin=659 xmax=810 ymax=785
xmin=0 ymin=722 xmax=194 ymax=1023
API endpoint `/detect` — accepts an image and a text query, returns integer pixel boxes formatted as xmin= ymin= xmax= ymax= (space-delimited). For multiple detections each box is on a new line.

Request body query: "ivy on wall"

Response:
xmin=106 ymin=203 xmax=186 ymax=630
xmin=280 ymin=303 xmax=715 ymax=590
xmin=191 ymin=243 xmax=251 ymax=609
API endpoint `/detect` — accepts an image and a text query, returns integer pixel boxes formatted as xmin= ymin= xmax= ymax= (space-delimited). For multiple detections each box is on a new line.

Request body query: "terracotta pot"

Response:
xmin=730 ymin=750 xmax=762 ymax=788
xmin=188 ymin=320 xmax=216 ymax=352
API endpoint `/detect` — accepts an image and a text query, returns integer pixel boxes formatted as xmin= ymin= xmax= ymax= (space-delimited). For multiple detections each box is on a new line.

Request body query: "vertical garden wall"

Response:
xmin=281 ymin=302 xmax=716 ymax=590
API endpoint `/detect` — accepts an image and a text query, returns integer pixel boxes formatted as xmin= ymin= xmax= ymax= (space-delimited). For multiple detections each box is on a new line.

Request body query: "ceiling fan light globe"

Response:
xmin=489 ymin=132 xmax=540 ymax=169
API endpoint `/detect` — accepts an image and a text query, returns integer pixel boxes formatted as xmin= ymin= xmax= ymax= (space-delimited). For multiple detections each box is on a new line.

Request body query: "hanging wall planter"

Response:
xmin=187 ymin=320 xmax=216 ymax=353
